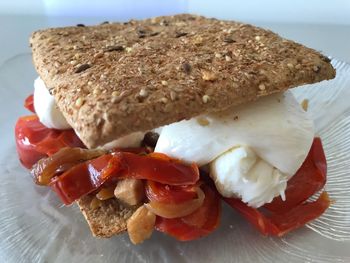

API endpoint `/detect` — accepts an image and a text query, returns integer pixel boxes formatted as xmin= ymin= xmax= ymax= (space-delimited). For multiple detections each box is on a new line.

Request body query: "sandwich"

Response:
xmin=15 ymin=14 xmax=335 ymax=244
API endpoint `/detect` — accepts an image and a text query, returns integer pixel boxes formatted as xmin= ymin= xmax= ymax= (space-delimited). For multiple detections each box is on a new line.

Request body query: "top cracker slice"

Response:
xmin=30 ymin=14 xmax=335 ymax=149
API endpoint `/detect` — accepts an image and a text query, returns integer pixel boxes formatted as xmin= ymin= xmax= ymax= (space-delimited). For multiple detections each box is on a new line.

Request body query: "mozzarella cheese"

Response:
xmin=99 ymin=131 xmax=145 ymax=150
xmin=155 ymin=91 xmax=314 ymax=207
xmin=210 ymin=146 xmax=287 ymax=207
xmin=34 ymin=77 xmax=145 ymax=148
xmin=33 ymin=77 xmax=71 ymax=130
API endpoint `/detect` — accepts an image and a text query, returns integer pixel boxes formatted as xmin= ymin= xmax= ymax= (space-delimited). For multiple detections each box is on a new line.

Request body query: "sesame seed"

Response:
xmin=161 ymin=80 xmax=168 ymax=86
xmin=75 ymin=97 xmax=84 ymax=108
xmin=87 ymin=81 xmax=93 ymax=86
xmin=215 ymin=53 xmax=222 ymax=58
xmin=70 ymin=60 xmax=78 ymax=66
xmin=202 ymin=70 xmax=218 ymax=81
xmin=313 ymin=65 xmax=321 ymax=72
xmin=287 ymin=63 xmax=294 ymax=69
xmin=295 ymin=64 xmax=302 ymax=69
xmin=202 ymin=94 xmax=210 ymax=103
xmin=161 ymin=97 xmax=168 ymax=103
xmin=94 ymin=52 xmax=104 ymax=59
xmin=93 ymin=89 xmax=101 ymax=95
xmin=301 ymin=99 xmax=309 ymax=111
xmin=193 ymin=36 xmax=203 ymax=45
xmin=196 ymin=117 xmax=210 ymax=126
xmin=258 ymin=84 xmax=266 ymax=91
xmin=225 ymin=55 xmax=232 ymax=62
xmin=255 ymin=36 xmax=261 ymax=41
xmin=139 ymin=88 xmax=148 ymax=97
xmin=125 ymin=47 xmax=133 ymax=53
xmin=112 ymin=91 xmax=119 ymax=97
xmin=170 ymin=91 xmax=177 ymax=101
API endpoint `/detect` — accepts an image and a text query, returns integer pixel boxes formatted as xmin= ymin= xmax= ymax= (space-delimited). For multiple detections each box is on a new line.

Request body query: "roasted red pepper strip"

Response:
xmin=264 ymin=137 xmax=326 ymax=213
xmin=15 ymin=115 xmax=84 ymax=168
xmin=50 ymin=154 xmax=114 ymax=204
xmin=146 ymin=180 xmax=199 ymax=204
xmin=24 ymin=94 xmax=35 ymax=113
xmin=225 ymin=192 xmax=330 ymax=237
xmin=224 ymin=137 xmax=330 ymax=236
xmin=155 ymin=184 xmax=221 ymax=241
xmin=50 ymin=152 xmax=200 ymax=205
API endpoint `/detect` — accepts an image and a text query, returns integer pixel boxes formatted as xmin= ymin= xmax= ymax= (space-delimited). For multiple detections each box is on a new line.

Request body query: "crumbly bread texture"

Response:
xmin=77 ymin=195 xmax=139 ymax=237
xmin=30 ymin=14 xmax=335 ymax=149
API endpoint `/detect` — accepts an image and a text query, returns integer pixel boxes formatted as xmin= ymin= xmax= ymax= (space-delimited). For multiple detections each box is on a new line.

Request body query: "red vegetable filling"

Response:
xmin=15 ymin=94 xmax=331 ymax=241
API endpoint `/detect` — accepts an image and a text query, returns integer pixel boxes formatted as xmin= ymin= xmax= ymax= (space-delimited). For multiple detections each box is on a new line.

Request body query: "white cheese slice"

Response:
xmin=33 ymin=77 xmax=71 ymax=130
xmin=155 ymin=91 xmax=314 ymax=176
xmin=210 ymin=146 xmax=288 ymax=207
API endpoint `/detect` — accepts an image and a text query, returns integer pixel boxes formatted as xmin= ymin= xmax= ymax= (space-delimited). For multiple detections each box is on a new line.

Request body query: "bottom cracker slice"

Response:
xmin=77 ymin=195 xmax=138 ymax=238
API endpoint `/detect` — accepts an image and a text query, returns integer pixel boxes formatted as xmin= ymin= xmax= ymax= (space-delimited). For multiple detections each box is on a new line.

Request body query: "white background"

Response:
xmin=1 ymin=0 xmax=350 ymax=65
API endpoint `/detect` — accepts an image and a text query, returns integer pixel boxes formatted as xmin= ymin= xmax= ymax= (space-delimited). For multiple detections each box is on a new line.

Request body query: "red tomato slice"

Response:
xmin=264 ymin=137 xmax=326 ymax=213
xmin=224 ymin=138 xmax=330 ymax=236
xmin=146 ymin=180 xmax=198 ymax=204
xmin=24 ymin=94 xmax=35 ymax=113
xmin=155 ymin=184 xmax=221 ymax=241
xmin=50 ymin=152 xmax=200 ymax=205
xmin=15 ymin=115 xmax=84 ymax=168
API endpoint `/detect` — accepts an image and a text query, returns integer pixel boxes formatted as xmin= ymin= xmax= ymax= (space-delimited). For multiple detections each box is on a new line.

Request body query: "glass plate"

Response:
xmin=0 ymin=54 xmax=349 ymax=263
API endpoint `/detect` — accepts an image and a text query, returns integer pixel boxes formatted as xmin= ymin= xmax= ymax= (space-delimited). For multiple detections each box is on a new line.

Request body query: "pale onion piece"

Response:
xmin=145 ymin=187 xmax=205 ymax=218
xmin=127 ymin=205 xmax=156 ymax=245
xmin=96 ymin=186 xmax=115 ymax=201
xmin=31 ymin=147 xmax=105 ymax=185
xmin=90 ymin=197 xmax=102 ymax=209
xmin=114 ymin=178 xmax=145 ymax=206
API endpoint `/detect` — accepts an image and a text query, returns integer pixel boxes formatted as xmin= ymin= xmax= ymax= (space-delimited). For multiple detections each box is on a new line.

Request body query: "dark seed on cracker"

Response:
xmin=223 ymin=37 xmax=236 ymax=43
xmin=175 ymin=32 xmax=188 ymax=38
xmin=150 ymin=32 xmax=159 ymax=37
xmin=75 ymin=64 xmax=91 ymax=73
xmin=182 ymin=62 xmax=192 ymax=74
xmin=104 ymin=45 xmax=125 ymax=52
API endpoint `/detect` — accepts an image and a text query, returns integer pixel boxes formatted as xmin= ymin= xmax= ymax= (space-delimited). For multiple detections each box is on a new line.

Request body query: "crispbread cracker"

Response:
xmin=30 ymin=14 xmax=335 ymax=149
xmin=77 ymin=195 xmax=139 ymax=237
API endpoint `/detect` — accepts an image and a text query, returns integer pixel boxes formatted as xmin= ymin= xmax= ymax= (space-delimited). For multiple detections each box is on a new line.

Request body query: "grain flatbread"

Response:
xmin=30 ymin=14 xmax=335 ymax=149
xmin=77 ymin=195 xmax=139 ymax=237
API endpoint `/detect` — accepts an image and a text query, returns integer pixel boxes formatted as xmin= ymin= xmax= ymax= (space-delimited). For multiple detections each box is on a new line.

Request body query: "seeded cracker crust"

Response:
xmin=77 ymin=195 xmax=139 ymax=237
xmin=30 ymin=14 xmax=335 ymax=149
